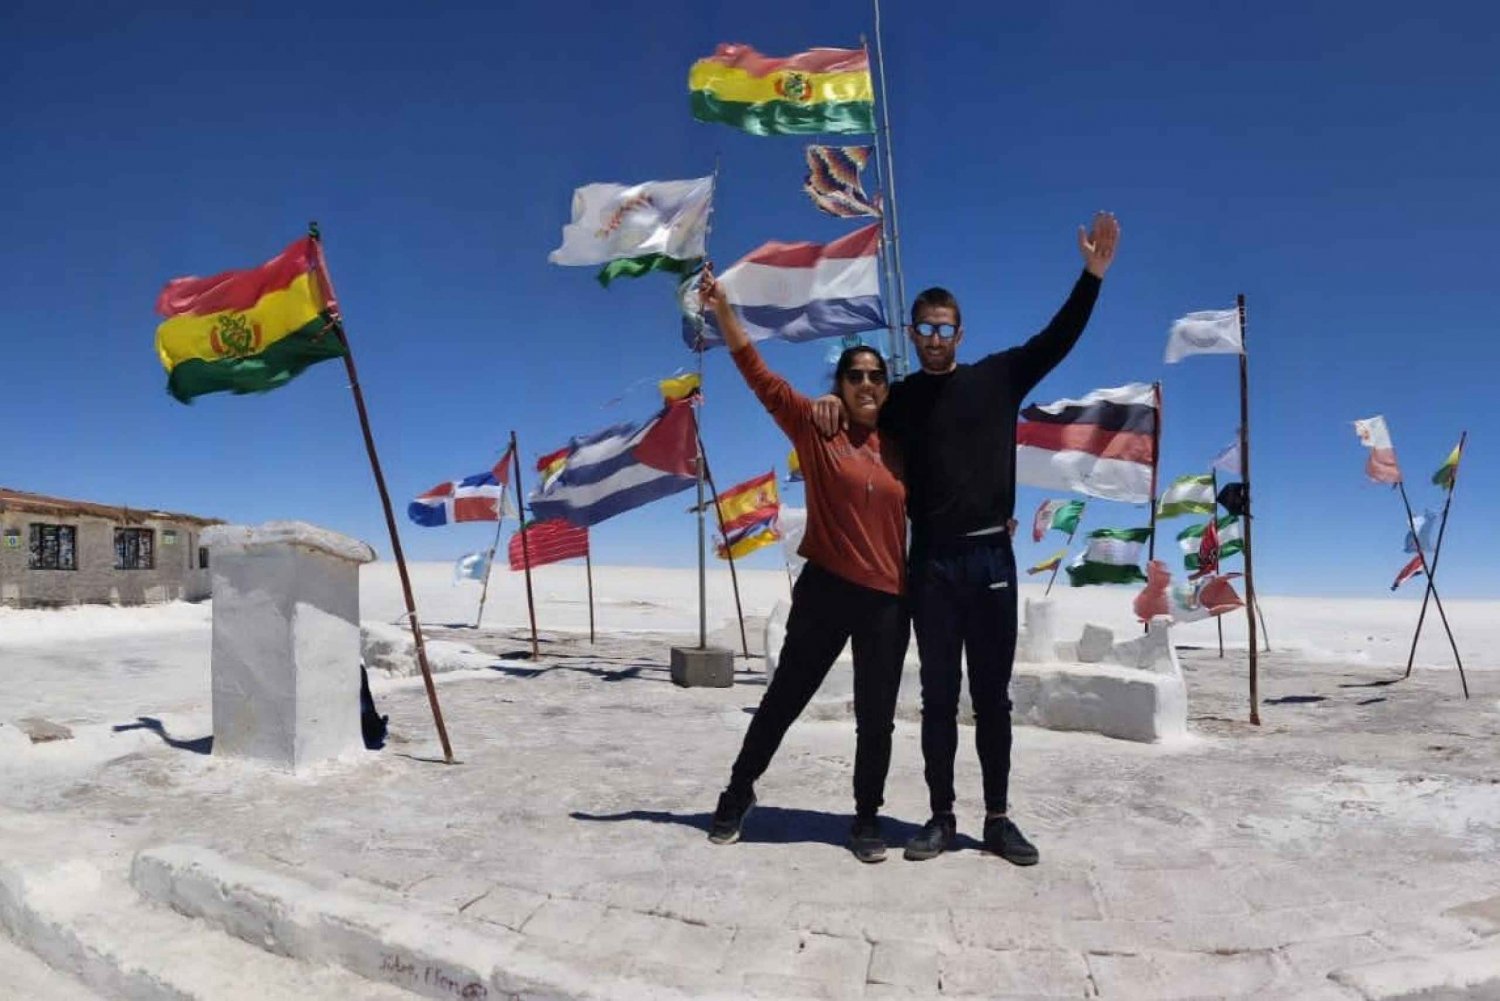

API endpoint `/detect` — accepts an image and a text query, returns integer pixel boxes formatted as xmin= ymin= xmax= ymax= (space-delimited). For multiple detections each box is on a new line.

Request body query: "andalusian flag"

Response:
xmin=154 ymin=236 xmax=345 ymax=403
xmin=1179 ymin=515 xmax=1244 ymax=572
xmin=689 ymin=44 xmax=874 ymax=136
xmin=1432 ymin=440 xmax=1464 ymax=491
xmin=1157 ymin=473 xmax=1216 ymax=519
xmin=1066 ymin=527 xmax=1151 ymax=586
xmin=549 ymin=177 xmax=712 ymax=286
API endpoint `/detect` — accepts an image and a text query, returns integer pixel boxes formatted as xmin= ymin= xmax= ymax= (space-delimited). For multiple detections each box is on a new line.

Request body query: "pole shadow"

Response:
xmin=111 ymin=716 xmax=213 ymax=755
xmin=570 ymin=806 xmax=943 ymax=850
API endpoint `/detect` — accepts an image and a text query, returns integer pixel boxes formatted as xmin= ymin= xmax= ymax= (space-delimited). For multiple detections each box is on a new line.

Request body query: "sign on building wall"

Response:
xmin=163 ymin=530 xmax=177 ymax=545
xmin=3 ymin=530 xmax=19 ymax=548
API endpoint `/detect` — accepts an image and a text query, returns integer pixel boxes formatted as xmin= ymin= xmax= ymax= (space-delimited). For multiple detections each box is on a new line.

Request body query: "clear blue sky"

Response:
xmin=3 ymin=2 xmax=1495 ymax=598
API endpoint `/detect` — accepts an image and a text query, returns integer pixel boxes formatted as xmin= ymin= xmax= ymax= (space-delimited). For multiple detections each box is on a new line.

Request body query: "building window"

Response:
xmin=29 ymin=524 xmax=78 ymax=570
xmin=198 ymin=547 xmax=209 ymax=569
xmin=115 ymin=527 xmax=155 ymax=570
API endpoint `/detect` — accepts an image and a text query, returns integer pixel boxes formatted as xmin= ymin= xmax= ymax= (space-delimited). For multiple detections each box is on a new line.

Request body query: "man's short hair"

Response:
xmin=911 ymin=287 xmax=961 ymax=326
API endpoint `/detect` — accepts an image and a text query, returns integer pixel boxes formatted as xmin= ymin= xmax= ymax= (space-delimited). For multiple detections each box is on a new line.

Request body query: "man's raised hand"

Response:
xmin=811 ymin=395 xmax=848 ymax=438
xmin=1078 ymin=211 xmax=1120 ymax=278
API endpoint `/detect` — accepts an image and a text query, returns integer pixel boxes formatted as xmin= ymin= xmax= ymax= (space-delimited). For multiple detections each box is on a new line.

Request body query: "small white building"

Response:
xmin=0 ymin=488 xmax=218 ymax=608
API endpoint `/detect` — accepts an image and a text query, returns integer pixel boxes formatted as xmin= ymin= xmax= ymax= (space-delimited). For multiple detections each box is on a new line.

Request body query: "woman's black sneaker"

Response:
xmin=903 ymin=813 xmax=957 ymax=861
xmin=708 ymin=790 xmax=755 ymax=845
xmin=983 ymin=815 xmax=1039 ymax=865
xmin=849 ymin=816 xmax=887 ymax=863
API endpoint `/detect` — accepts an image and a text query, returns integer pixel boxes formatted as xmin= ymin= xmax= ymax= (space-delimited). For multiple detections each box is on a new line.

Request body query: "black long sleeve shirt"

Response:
xmin=880 ymin=270 xmax=1102 ymax=547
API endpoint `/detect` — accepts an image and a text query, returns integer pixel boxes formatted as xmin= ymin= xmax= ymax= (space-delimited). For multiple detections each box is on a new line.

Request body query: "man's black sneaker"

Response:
xmin=708 ymin=790 xmax=755 ymax=845
xmin=903 ymin=813 xmax=956 ymax=861
xmin=849 ymin=816 xmax=887 ymax=863
xmin=983 ymin=815 xmax=1039 ymax=865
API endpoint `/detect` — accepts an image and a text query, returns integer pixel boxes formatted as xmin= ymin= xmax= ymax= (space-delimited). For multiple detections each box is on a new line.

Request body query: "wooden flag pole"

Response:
xmin=310 ymin=223 xmax=453 ymax=763
xmin=696 ymin=443 xmax=751 ymax=659
xmin=1210 ymin=469 xmax=1225 ymax=658
xmin=1404 ymin=430 xmax=1466 ymax=679
xmin=584 ymin=548 xmax=596 ymax=645
xmin=1395 ymin=478 xmax=1468 ymax=698
xmin=474 ymin=455 xmax=509 ymax=630
xmin=1148 ymin=383 xmax=1162 ymax=564
xmin=508 ymin=431 xmax=540 ymax=661
xmin=1236 ymin=294 xmax=1261 ymax=725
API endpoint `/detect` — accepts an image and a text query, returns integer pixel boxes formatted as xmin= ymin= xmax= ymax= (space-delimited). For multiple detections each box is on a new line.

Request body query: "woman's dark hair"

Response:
xmin=831 ymin=345 xmax=888 ymax=394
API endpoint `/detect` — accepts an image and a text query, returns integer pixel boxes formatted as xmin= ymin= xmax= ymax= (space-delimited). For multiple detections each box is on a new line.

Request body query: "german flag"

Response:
xmin=154 ymin=236 xmax=346 ymax=402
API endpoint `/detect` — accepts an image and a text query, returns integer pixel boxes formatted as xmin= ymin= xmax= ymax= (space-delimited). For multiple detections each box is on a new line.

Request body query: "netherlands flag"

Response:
xmin=407 ymin=446 xmax=516 ymax=527
xmin=683 ymin=222 xmax=886 ymax=348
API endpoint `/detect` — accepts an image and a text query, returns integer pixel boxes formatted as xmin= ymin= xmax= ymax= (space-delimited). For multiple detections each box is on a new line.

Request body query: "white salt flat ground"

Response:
xmin=2 ymin=564 xmax=1499 ymax=999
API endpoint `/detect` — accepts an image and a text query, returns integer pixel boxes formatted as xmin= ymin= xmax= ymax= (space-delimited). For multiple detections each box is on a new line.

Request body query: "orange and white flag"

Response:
xmin=1353 ymin=416 xmax=1402 ymax=484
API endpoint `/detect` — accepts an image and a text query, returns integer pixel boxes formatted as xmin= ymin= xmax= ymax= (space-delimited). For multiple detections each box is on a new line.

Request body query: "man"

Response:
xmin=814 ymin=211 xmax=1119 ymax=864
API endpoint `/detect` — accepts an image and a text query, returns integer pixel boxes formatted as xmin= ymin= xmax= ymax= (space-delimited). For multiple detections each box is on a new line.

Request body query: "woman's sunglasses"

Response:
xmin=841 ymin=369 xmax=887 ymax=385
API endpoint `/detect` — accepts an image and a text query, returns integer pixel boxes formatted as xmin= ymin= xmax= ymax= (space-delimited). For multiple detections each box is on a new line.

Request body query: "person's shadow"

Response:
xmin=112 ymin=716 xmax=213 ymax=755
xmin=571 ymin=806 xmax=967 ymax=850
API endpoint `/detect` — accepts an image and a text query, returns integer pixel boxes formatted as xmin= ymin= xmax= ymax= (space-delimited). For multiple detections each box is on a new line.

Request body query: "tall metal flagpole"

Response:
xmin=861 ymin=34 xmax=904 ymax=378
xmin=697 ymin=449 xmax=751 ymax=658
xmin=1237 ymin=294 xmax=1261 ymax=726
xmin=692 ymin=158 xmax=721 ymax=650
xmin=1404 ymin=430 xmax=1466 ymax=679
xmin=309 ymin=222 xmax=453 ymax=763
xmin=1148 ymin=383 xmax=1162 ymax=563
xmin=870 ymin=0 xmax=911 ymax=377
xmin=1210 ymin=468 xmax=1225 ymax=658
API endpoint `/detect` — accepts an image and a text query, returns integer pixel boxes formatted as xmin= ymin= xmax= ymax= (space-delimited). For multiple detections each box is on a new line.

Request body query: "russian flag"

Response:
xmin=408 ymin=447 xmax=516 ymax=527
xmin=684 ymin=222 xmax=886 ymax=348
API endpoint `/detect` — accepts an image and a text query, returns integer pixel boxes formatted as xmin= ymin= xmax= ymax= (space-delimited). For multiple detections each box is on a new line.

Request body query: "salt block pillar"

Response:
xmin=1017 ymin=598 xmax=1060 ymax=664
xmin=202 ymin=521 xmax=376 ymax=769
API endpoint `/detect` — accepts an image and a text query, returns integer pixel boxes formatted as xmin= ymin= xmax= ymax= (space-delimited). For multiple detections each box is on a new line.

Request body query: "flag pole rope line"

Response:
xmin=310 ymin=221 xmax=454 ymax=763
xmin=1395 ymin=478 xmax=1468 ymax=698
xmin=1404 ymin=429 xmax=1466 ymax=680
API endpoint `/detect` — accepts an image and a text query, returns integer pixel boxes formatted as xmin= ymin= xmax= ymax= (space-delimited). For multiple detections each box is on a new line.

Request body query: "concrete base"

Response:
xmin=670 ymin=646 xmax=734 ymax=688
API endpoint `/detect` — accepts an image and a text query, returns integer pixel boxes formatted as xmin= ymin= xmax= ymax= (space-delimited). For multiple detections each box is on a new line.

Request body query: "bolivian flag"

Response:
xmin=154 ymin=237 xmax=346 ymax=402
xmin=690 ymin=44 xmax=874 ymax=136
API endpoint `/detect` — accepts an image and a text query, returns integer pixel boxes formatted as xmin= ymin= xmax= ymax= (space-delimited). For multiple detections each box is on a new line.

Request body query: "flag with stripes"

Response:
xmin=508 ymin=519 xmax=589 ymax=571
xmin=1391 ymin=554 xmax=1426 ymax=591
xmin=1016 ymin=383 xmax=1157 ymax=504
xmin=408 ymin=445 xmax=516 ymax=527
xmin=528 ymin=400 xmax=698 ymax=527
xmin=1066 ymin=527 xmax=1151 ymax=586
xmin=1353 ymin=416 xmax=1402 ymax=484
xmin=1178 ymin=515 xmax=1243 ymax=572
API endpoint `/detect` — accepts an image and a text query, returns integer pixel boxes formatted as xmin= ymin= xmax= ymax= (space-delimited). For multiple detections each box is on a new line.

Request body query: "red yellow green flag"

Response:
xmin=716 ymin=470 xmax=779 ymax=534
xmin=689 ymin=44 xmax=874 ymax=136
xmin=1431 ymin=440 xmax=1463 ymax=491
xmin=154 ymin=237 xmax=346 ymax=402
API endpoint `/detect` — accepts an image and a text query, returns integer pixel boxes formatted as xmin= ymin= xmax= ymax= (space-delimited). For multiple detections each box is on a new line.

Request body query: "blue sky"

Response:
xmin=3 ymin=2 xmax=1495 ymax=598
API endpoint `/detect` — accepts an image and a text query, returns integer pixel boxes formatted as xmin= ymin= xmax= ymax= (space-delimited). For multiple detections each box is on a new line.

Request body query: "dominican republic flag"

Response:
xmin=408 ymin=446 xmax=516 ymax=528
xmin=682 ymin=222 xmax=886 ymax=348
xmin=528 ymin=399 xmax=698 ymax=527
xmin=1016 ymin=383 xmax=1158 ymax=504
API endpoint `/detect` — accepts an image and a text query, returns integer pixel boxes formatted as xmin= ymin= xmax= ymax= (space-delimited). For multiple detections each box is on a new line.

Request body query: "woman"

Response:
xmin=701 ymin=265 xmax=909 ymax=864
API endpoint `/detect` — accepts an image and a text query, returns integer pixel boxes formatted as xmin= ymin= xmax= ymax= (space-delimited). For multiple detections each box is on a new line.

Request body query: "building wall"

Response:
xmin=0 ymin=511 xmax=212 ymax=607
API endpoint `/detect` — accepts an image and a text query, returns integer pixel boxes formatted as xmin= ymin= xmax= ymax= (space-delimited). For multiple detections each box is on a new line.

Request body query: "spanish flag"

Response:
xmin=689 ymin=44 xmax=874 ymax=136
xmin=154 ymin=237 xmax=346 ymax=403
xmin=716 ymin=470 xmax=779 ymax=534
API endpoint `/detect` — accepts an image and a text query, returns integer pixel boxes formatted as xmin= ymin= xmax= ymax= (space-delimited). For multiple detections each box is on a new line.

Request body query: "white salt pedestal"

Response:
xmin=203 ymin=521 xmax=376 ymax=770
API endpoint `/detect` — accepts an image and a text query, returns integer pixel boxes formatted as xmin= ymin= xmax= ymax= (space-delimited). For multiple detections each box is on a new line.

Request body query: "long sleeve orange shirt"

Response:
xmin=732 ymin=344 xmax=906 ymax=595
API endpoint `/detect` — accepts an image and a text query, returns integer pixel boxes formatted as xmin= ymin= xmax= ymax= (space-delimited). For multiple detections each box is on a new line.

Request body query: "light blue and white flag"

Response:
xmin=1403 ymin=508 xmax=1439 ymax=555
xmin=454 ymin=550 xmax=492 ymax=582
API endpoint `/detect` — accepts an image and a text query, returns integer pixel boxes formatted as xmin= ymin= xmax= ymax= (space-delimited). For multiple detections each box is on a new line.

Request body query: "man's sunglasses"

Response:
xmin=909 ymin=322 xmax=960 ymax=340
xmin=841 ymin=369 xmax=888 ymax=385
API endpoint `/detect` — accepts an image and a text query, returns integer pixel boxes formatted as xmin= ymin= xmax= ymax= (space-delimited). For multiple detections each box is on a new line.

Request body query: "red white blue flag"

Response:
xmin=408 ymin=446 xmax=516 ymax=527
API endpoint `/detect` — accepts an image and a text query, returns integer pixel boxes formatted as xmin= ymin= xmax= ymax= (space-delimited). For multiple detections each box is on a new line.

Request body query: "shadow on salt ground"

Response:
xmin=112 ymin=716 xmax=212 ymax=755
xmin=1263 ymin=695 xmax=1328 ymax=705
xmin=1339 ymin=678 xmax=1403 ymax=689
xmin=570 ymin=807 xmax=946 ymax=850
xmin=486 ymin=661 xmax=767 ymax=687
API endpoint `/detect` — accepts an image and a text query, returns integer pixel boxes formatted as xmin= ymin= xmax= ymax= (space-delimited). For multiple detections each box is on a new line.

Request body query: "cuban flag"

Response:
xmin=408 ymin=446 xmax=517 ymax=527
xmin=529 ymin=399 xmax=698 ymax=528
xmin=682 ymin=222 xmax=886 ymax=348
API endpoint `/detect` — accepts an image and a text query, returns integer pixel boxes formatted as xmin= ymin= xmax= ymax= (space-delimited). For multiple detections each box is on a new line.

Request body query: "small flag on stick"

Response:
xmin=1031 ymin=499 xmax=1085 ymax=542
xmin=1353 ymin=416 xmax=1402 ymax=484
xmin=1157 ymin=474 xmax=1215 ymax=519
xmin=1432 ymin=440 xmax=1463 ymax=492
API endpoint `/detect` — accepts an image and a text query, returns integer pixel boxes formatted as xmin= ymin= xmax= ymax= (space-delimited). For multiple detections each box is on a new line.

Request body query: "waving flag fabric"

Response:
xmin=690 ymin=44 xmax=875 ymax=136
xmin=1066 ymin=527 xmax=1151 ymax=586
xmin=1432 ymin=440 xmax=1463 ymax=491
xmin=682 ymin=223 xmax=885 ymax=349
xmin=454 ymin=550 xmax=492 ymax=582
xmin=1031 ymin=499 xmax=1084 ymax=542
xmin=1391 ymin=554 xmax=1426 ymax=591
xmin=1404 ymin=509 xmax=1439 ymax=555
xmin=528 ymin=400 xmax=698 ymax=527
xmin=549 ymin=177 xmax=712 ymax=287
xmin=508 ymin=520 xmax=589 ymax=571
xmin=154 ymin=236 xmax=346 ymax=402
xmin=1178 ymin=515 xmax=1243 ymax=572
xmin=804 ymin=145 xmax=881 ymax=218
xmin=1157 ymin=474 xmax=1215 ymax=519
xmin=1353 ymin=416 xmax=1402 ymax=484
xmin=716 ymin=470 xmax=780 ymax=533
xmin=408 ymin=446 xmax=516 ymax=527
xmin=717 ymin=515 xmax=780 ymax=560
xmin=1015 ymin=383 xmax=1158 ymax=504
xmin=1164 ymin=308 xmax=1243 ymax=363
